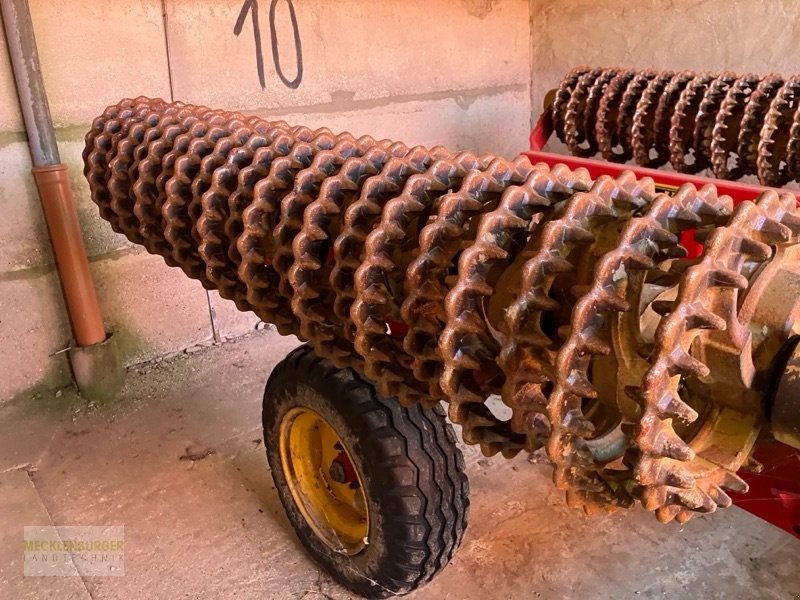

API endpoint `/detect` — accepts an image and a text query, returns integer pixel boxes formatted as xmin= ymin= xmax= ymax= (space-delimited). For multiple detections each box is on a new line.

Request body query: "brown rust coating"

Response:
xmin=85 ymin=97 xmax=800 ymax=524
xmin=551 ymin=67 xmax=800 ymax=185
xmin=771 ymin=337 xmax=800 ymax=449
xmin=635 ymin=190 xmax=799 ymax=522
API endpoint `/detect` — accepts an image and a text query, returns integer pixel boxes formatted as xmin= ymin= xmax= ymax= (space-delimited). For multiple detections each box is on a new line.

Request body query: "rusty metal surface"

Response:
xmin=84 ymin=97 xmax=800 ymax=524
xmin=547 ymin=184 xmax=733 ymax=516
xmin=771 ymin=337 xmax=800 ymax=450
xmin=552 ymin=67 xmax=800 ymax=185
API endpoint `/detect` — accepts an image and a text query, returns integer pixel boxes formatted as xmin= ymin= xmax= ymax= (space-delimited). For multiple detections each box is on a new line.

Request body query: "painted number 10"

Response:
xmin=234 ymin=0 xmax=304 ymax=90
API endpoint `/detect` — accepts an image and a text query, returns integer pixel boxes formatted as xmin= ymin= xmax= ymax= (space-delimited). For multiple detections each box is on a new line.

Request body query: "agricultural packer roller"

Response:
xmin=83 ymin=66 xmax=800 ymax=597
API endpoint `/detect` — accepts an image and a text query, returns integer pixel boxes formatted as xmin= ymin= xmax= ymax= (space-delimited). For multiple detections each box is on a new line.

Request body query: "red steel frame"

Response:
xmin=524 ymin=112 xmax=800 ymax=539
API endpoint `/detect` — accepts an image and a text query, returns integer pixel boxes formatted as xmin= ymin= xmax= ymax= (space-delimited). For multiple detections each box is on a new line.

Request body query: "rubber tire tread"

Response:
xmin=262 ymin=344 xmax=469 ymax=598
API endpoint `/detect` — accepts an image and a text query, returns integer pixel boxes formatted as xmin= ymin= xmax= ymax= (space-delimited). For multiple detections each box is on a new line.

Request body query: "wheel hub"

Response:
xmin=278 ymin=407 xmax=368 ymax=555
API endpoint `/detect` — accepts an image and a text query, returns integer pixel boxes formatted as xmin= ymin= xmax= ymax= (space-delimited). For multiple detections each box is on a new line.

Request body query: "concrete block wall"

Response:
xmin=0 ymin=0 xmax=532 ymax=403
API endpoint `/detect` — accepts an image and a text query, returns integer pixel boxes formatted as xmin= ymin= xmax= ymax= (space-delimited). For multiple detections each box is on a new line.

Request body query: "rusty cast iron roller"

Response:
xmin=594 ymin=69 xmax=636 ymax=162
xmin=668 ymin=73 xmax=715 ymax=174
xmin=552 ymin=67 xmax=592 ymax=145
xmin=546 ymin=184 xmax=734 ymax=516
xmin=498 ymin=172 xmax=657 ymax=453
xmin=329 ymin=147 xmax=451 ymax=342
xmin=635 ymin=191 xmax=800 ymax=522
xmin=757 ymin=75 xmax=800 ymax=186
xmin=710 ymin=73 xmax=760 ymax=180
xmin=438 ymin=163 xmax=594 ymax=455
xmin=85 ymin=98 xmax=800 ymax=525
xmin=631 ymin=70 xmax=674 ymax=167
xmin=400 ymin=156 xmax=537 ymax=398
xmin=650 ymin=71 xmax=695 ymax=168
xmin=738 ymin=75 xmax=785 ymax=177
xmin=689 ymin=72 xmax=737 ymax=174
xmin=563 ymin=67 xmax=604 ymax=157
xmin=550 ymin=67 xmax=800 ymax=185
xmin=352 ymin=151 xmax=496 ymax=404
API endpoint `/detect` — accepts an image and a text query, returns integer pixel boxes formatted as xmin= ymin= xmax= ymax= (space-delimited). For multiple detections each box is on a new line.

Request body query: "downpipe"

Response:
xmin=1 ymin=0 xmax=122 ymax=401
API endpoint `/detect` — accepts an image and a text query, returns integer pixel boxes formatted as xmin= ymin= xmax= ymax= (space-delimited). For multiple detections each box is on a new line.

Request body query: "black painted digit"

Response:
xmin=234 ymin=0 xmax=303 ymax=90
xmin=234 ymin=0 xmax=267 ymax=89
xmin=269 ymin=0 xmax=303 ymax=89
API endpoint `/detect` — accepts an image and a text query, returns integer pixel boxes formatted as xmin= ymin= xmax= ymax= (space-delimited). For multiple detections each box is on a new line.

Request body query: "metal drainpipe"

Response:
xmin=1 ymin=0 xmax=122 ymax=400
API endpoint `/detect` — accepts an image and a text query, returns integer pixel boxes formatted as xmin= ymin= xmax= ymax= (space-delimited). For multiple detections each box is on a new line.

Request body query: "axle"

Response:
xmin=84 ymin=97 xmax=800 ymax=525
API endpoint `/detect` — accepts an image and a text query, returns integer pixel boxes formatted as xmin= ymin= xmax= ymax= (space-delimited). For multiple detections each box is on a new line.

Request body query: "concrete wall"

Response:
xmin=0 ymin=0 xmax=532 ymax=403
xmin=7 ymin=0 xmax=795 ymax=404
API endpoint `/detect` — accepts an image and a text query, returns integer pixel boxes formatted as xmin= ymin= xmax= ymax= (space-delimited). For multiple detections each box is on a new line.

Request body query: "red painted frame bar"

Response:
xmin=526 ymin=112 xmax=800 ymax=206
xmin=522 ymin=149 xmax=800 ymax=257
xmin=523 ymin=150 xmax=798 ymax=205
xmin=525 ymin=114 xmax=800 ymax=539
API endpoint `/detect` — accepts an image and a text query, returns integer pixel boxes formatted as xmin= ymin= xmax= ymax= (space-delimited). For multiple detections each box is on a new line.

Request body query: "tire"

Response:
xmin=262 ymin=345 xmax=469 ymax=598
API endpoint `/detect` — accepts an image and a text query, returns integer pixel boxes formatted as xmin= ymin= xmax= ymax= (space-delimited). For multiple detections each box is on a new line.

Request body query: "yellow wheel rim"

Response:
xmin=279 ymin=407 xmax=369 ymax=555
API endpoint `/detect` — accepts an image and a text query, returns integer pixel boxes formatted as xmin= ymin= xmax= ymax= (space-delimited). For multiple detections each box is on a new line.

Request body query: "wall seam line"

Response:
xmin=160 ymin=0 xmax=217 ymax=343
xmin=161 ymin=0 xmax=176 ymax=103
xmin=529 ymin=0 xmax=535 ymax=133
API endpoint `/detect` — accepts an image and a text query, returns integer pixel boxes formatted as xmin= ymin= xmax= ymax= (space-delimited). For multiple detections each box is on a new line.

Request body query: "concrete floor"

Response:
xmin=1 ymin=330 xmax=799 ymax=600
